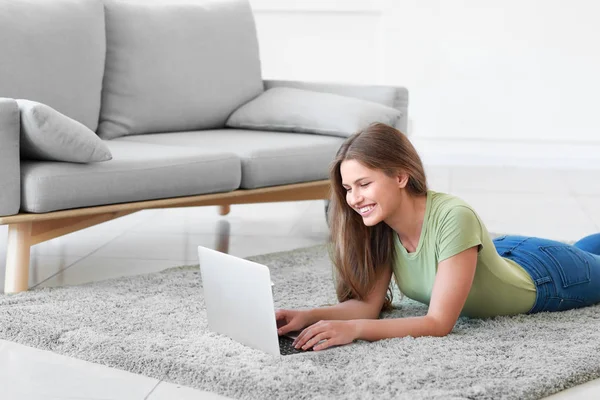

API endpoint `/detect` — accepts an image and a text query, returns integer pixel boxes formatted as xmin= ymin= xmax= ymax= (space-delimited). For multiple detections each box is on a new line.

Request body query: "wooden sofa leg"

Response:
xmin=4 ymin=222 xmax=32 ymax=294
xmin=219 ymin=205 xmax=230 ymax=216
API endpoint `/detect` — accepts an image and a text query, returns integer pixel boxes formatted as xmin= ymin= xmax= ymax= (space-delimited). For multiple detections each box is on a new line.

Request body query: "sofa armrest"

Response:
xmin=0 ymin=98 xmax=20 ymax=217
xmin=263 ymin=79 xmax=409 ymax=134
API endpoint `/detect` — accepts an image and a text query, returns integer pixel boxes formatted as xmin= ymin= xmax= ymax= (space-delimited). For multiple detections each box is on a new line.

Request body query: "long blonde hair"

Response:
xmin=328 ymin=123 xmax=428 ymax=311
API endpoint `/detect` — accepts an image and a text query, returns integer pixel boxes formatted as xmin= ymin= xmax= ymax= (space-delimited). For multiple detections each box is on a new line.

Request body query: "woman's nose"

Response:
xmin=349 ymin=192 xmax=363 ymax=206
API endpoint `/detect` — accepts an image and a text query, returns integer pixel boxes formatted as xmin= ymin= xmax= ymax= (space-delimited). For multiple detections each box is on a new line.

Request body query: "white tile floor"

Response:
xmin=1 ymin=165 xmax=599 ymax=399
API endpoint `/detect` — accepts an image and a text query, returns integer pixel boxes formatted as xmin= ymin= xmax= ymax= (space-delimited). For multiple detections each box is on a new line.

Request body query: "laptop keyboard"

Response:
xmin=278 ymin=335 xmax=312 ymax=355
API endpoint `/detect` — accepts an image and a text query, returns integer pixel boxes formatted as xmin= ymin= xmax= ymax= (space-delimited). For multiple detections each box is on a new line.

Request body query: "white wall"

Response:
xmin=250 ymin=0 xmax=600 ymax=167
xmin=384 ymin=0 xmax=600 ymax=144
xmin=251 ymin=0 xmax=386 ymax=84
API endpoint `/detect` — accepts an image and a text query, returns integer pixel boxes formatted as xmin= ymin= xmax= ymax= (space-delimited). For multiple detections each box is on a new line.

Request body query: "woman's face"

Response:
xmin=340 ymin=159 xmax=403 ymax=226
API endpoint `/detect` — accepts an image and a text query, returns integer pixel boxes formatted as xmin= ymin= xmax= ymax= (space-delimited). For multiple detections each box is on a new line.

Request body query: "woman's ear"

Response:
xmin=397 ymin=172 xmax=409 ymax=188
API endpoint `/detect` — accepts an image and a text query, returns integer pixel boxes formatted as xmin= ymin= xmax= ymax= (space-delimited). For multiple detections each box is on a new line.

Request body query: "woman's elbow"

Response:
xmin=425 ymin=316 xmax=454 ymax=337
xmin=431 ymin=328 xmax=452 ymax=337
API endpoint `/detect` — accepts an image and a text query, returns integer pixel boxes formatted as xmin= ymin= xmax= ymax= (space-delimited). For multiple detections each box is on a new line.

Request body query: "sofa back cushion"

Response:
xmin=98 ymin=0 xmax=264 ymax=140
xmin=226 ymin=87 xmax=403 ymax=138
xmin=0 ymin=0 xmax=106 ymax=132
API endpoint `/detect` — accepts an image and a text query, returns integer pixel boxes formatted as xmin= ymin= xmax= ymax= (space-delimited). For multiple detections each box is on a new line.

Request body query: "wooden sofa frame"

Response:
xmin=0 ymin=180 xmax=330 ymax=294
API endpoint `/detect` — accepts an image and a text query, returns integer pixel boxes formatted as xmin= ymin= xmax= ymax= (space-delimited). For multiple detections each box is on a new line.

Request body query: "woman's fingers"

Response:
xmin=293 ymin=322 xmax=324 ymax=349
xmin=301 ymin=332 xmax=329 ymax=350
xmin=292 ymin=326 xmax=313 ymax=348
xmin=313 ymin=337 xmax=337 ymax=351
xmin=292 ymin=327 xmax=308 ymax=347
xmin=278 ymin=322 xmax=296 ymax=335
xmin=275 ymin=309 xmax=287 ymax=320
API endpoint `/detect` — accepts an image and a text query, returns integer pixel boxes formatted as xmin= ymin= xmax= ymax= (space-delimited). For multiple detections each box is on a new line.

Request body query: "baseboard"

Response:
xmin=410 ymin=137 xmax=600 ymax=170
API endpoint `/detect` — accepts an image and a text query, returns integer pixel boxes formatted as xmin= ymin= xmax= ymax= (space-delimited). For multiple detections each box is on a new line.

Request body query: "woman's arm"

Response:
xmin=295 ymin=246 xmax=478 ymax=350
xmin=277 ymin=264 xmax=392 ymax=335
xmin=309 ymin=264 xmax=393 ymax=322
xmin=356 ymin=246 xmax=478 ymax=339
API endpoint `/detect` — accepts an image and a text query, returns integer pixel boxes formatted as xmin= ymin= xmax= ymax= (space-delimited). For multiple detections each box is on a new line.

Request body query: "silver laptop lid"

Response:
xmin=198 ymin=246 xmax=280 ymax=356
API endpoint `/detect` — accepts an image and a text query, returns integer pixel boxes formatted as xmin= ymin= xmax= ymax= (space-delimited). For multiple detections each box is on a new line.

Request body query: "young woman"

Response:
xmin=276 ymin=123 xmax=600 ymax=352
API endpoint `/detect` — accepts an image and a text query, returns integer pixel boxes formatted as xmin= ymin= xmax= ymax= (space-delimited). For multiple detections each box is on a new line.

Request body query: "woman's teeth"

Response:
xmin=359 ymin=205 xmax=374 ymax=214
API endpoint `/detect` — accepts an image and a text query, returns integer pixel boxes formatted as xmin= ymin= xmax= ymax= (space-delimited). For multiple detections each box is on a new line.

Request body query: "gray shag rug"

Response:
xmin=1 ymin=244 xmax=600 ymax=400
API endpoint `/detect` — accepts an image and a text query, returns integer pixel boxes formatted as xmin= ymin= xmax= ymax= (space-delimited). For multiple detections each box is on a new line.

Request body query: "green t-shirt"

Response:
xmin=392 ymin=190 xmax=536 ymax=318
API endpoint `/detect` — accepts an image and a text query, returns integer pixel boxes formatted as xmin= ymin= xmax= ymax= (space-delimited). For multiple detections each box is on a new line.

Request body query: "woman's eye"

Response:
xmin=360 ymin=183 xmax=370 ymax=187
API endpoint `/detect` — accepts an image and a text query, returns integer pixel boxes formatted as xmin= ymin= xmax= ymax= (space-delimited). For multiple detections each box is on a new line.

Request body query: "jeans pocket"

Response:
xmin=539 ymin=246 xmax=591 ymax=288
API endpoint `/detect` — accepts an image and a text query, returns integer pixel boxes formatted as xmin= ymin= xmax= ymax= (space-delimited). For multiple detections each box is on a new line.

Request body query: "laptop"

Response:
xmin=198 ymin=246 xmax=310 ymax=356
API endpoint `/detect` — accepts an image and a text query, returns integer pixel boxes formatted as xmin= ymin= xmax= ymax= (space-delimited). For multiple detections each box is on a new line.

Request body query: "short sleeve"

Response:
xmin=436 ymin=206 xmax=483 ymax=262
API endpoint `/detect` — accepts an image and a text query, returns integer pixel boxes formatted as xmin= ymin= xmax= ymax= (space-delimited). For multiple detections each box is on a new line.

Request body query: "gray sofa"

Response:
xmin=0 ymin=0 xmax=408 ymax=293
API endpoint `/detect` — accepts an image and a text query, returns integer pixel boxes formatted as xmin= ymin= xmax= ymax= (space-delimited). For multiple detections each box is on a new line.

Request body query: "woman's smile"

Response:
xmin=357 ymin=203 xmax=376 ymax=217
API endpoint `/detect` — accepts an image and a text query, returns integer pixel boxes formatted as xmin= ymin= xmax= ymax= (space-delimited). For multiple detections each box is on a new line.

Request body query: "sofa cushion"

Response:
xmin=0 ymin=0 xmax=105 ymax=131
xmin=21 ymin=141 xmax=241 ymax=213
xmin=226 ymin=87 xmax=403 ymax=138
xmin=18 ymin=100 xmax=112 ymax=163
xmin=114 ymin=129 xmax=344 ymax=189
xmin=264 ymin=80 xmax=410 ymax=135
xmin=98 ymin=0 xmax=263 ymax=140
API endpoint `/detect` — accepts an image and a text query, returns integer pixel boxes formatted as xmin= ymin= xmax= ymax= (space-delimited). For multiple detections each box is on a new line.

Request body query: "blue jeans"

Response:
xmin=493 ymin=234 xmax=600 ymax=313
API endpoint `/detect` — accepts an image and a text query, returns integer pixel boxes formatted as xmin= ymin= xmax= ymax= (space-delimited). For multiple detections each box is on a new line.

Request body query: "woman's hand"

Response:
xmin=293 ymin=320 xmax=360 ymax=351
xmin=275 ymin=309 xmax=314 ymax=336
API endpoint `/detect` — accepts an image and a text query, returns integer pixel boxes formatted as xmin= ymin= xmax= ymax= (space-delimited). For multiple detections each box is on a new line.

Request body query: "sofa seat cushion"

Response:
xmin=114 ymin=129 xmax=345 ymax=189
xmin=21 ymin=141 xmax=241 ymax=213
xmin=0 ymin=0 xmax=105 ymax=131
